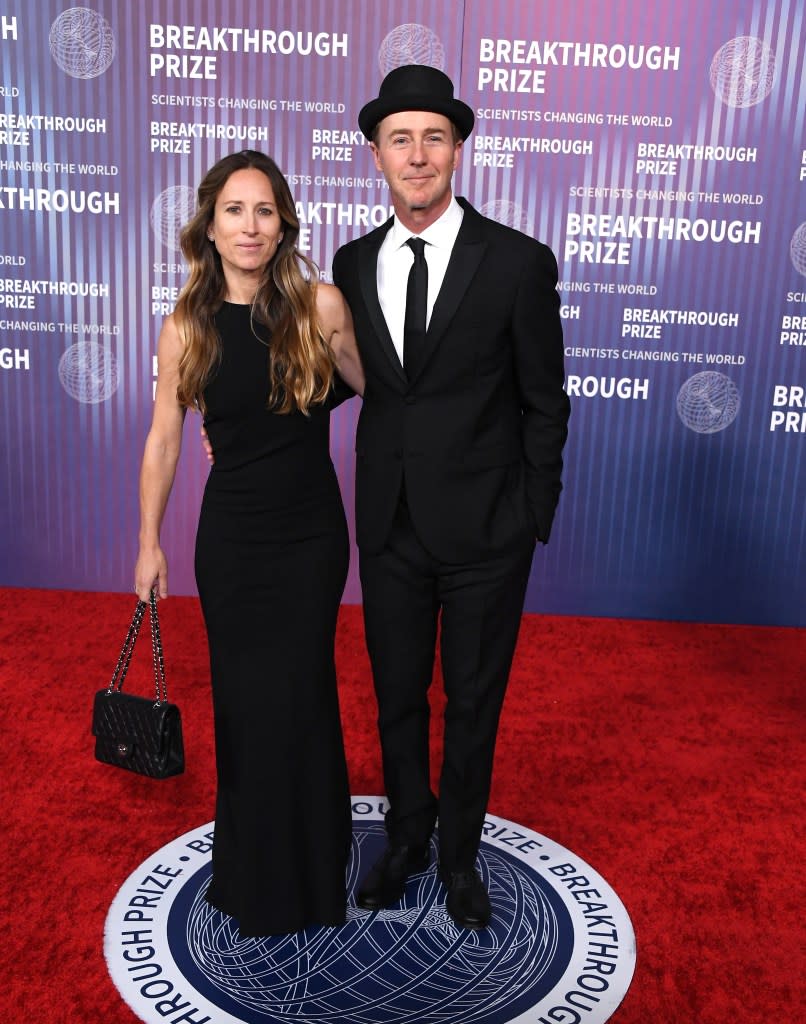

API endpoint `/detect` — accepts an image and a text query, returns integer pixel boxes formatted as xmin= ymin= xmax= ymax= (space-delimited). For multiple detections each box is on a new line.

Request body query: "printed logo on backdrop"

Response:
xmin=378 ymin=24 xmax=445 ymax=74
xmin=58 ymin=341 xmax=119 ymax=403
xmin=791 ymin=223 xmax=806 ymax=278
xmin=709 ymin=36 xmax=777 ymax=108
xmin=49 ymin=6 xmax=116 ymax=79
xmin=676 ymin=371 xmax=740 ymax=433
xmin=151 ymin=187 xmax=198 ymax=252
xmin=105 ymin=800 xmax=635 ymax=1024
xmin=480 ymin=200 xmax=531 ymax=233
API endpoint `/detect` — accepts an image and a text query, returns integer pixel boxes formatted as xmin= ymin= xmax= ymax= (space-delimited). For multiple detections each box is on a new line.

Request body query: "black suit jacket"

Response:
xmin=332 ymin=197 xmax=570 ymax=563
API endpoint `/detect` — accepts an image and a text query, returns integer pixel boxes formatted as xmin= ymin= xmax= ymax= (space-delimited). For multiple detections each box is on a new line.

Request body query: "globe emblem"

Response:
xmin=676 ymin=371 xmax=740 ymax=433
xmin=480 ymin=200 xmax=531 ymax=233
xmin=49 ymin=7 xmax=116 ymax=79
xmin=378 ymin=24 xmax=445 ymax=75
xmin=151 ymin=186 xmax=197 ymax=252
xmin=790 ymin=223 xmax=806 ymax=278
xmin=58 ymin=341 xmax=119 ymax=404
xmin=709 ymin=36 xmax=776 ymax=108
xmin=106 ymin=811 xmax=636 ymax=1024
xmin=174 ymin=824 xmax=570 ymax=1024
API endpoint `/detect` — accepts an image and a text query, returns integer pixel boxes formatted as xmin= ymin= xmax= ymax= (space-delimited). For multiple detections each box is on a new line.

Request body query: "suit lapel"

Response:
xmin=358 ymin=220 xmax=407 ymax=384
xmin=406 ymin=203 xmax=487 ymax=385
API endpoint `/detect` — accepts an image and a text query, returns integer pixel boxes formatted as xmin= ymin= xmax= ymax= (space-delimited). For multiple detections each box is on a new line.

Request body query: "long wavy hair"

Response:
xmin=174 ymin=150 xmax=334 ymax=415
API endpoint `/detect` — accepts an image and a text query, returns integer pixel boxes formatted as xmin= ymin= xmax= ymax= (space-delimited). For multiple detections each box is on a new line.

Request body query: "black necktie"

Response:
xmin=403 ymin=237 xmax=428 ymax=373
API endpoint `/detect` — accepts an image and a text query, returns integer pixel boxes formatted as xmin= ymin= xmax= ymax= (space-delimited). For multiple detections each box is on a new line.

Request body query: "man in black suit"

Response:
xmin=332 ymin=65 xmax=570 ymax=930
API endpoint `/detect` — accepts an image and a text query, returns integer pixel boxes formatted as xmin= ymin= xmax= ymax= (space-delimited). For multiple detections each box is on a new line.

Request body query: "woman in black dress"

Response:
xmin=134 ymin=150 xmax=364 ymax=936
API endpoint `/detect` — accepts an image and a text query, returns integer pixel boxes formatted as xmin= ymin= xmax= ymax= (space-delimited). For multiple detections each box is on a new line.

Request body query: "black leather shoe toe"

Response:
xmin=442 ymin=869 xmax=491 ymax=930
xmin=357 ymin=844 xmax=429 ymax=910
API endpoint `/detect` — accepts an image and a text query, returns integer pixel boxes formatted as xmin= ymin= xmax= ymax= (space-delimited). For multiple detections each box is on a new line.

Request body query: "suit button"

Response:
xmin=393 ymin=449 xmax=402 ymax=460
xmin=405 ymin=395 xmax=416 ymax=405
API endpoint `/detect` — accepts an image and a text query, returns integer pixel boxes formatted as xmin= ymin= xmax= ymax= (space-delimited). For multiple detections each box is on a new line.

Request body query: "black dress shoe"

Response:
xmin=441 ymin=868 xmax=491 ymax=930
xmin=356 ymin=843 xmax=430 ymax=910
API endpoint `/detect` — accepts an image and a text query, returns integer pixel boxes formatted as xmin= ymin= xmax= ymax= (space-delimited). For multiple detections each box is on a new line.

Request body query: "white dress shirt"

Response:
xmin=376 ymin=197 xmax=464 ymax=365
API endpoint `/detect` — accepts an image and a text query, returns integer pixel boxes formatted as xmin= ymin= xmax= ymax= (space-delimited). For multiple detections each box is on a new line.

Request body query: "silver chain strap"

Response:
xmin=106 ymin=591 xmax=169 ymax=706
xmin=148 ymin=590 xmax=168 ymax=705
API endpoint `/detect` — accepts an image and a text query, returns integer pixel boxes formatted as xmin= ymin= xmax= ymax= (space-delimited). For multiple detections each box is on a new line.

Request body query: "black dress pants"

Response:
xmin=359 ymin=497 xmax=535 ymax=872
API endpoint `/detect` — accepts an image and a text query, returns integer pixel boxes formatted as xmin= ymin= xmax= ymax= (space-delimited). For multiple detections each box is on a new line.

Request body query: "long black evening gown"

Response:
xmin=194 ymin=301 xmax=351 ymax=936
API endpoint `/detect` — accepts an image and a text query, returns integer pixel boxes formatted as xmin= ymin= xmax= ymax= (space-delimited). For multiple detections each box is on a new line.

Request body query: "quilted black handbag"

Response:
xmin=92 ymin=591 xmax=184 ymax=778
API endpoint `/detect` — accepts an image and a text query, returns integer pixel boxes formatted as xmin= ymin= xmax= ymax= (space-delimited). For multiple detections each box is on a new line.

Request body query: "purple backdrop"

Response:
xmin=1 ymin=1 xmax=804 ymax=626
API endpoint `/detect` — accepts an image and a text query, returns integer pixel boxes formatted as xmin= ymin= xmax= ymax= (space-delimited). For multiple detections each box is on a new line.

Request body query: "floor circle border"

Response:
xmin=105 ymin=797 xmax=636 ymax=1024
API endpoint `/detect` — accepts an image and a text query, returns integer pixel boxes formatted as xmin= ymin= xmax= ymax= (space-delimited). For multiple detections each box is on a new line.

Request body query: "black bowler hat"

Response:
xmin=358 ymin=64 xmax=475 ymax=140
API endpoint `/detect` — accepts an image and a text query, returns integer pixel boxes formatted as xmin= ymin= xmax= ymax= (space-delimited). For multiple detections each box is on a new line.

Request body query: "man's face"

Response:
xmin=370 ymin=110 xmax=462 ymax=229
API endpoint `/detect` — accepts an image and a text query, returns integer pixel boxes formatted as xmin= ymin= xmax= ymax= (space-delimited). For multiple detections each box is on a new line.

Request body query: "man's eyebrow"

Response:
xmin=389 ymin=125 xmax=448 ymax=136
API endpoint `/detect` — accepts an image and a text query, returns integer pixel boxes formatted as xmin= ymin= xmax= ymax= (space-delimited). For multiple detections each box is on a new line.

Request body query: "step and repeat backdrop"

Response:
xmin=1 ymin=1 xmax=804 ymax=625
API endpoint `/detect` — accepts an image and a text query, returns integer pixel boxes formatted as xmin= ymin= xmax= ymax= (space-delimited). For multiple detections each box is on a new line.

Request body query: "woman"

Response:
xmin=134 ymin=150 xmax=364 ymax=936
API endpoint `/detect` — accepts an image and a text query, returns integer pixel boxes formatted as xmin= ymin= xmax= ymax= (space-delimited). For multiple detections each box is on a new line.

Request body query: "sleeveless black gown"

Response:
xmin=194 ymin=301 xmax=351 ymax=936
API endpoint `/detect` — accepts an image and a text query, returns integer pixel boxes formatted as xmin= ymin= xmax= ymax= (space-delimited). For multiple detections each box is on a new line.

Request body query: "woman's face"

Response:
xmin=207 ymin=168 xmax=284 ymax=283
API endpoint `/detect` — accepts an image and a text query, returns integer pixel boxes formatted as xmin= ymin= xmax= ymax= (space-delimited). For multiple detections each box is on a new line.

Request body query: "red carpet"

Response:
xmin=1 ymin=586 xmax=803 ymax=1021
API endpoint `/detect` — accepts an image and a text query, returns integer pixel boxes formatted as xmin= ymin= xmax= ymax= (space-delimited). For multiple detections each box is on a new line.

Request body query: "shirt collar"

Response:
xmin=390 ymin=196 xmax=464 ymax=251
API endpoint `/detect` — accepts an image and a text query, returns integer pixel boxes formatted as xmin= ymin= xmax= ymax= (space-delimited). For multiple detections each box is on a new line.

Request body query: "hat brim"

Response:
xmin=358 ymin=94 xmax=475 ymax=141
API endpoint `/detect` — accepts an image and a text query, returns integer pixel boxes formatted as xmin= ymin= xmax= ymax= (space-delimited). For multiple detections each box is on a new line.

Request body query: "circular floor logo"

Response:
xmin=105 ymin=798 xmax=635 ymax=1023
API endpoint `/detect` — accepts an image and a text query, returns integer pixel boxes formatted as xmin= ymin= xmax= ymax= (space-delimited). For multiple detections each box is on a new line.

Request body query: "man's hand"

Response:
xmin=201 ymin=424 xmax=214 ymax=464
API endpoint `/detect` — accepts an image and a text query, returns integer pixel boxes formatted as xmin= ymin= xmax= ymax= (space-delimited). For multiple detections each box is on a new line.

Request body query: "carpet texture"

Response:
xmin=0 ymin=587 xmax=803 ymax=1021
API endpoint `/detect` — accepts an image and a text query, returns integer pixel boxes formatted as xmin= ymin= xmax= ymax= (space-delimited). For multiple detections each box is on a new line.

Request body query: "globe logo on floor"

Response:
xmin=105 ymin=799 xmax=635 ymax=1023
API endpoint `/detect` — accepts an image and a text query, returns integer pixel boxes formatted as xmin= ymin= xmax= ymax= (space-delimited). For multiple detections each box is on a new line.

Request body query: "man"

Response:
xmin=332 ymin=65 xmax=571 ymax=930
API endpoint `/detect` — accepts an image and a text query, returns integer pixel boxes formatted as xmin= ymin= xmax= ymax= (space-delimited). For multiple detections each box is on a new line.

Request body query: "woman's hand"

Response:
xmin=134 ymin=545 xmax=168 ymax=602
